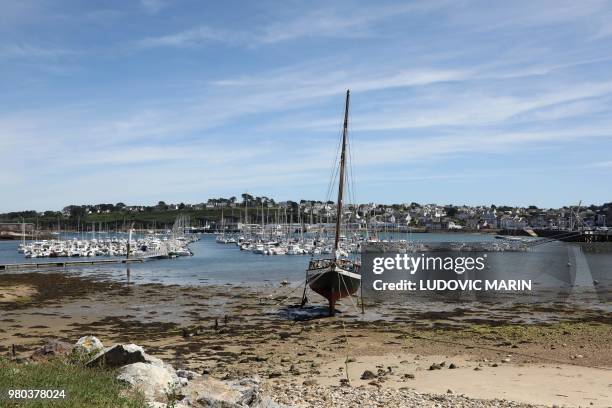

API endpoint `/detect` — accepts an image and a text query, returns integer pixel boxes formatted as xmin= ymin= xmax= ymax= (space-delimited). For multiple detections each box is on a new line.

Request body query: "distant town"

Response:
xmin=1 ymin=194 xmax=610 ymax=238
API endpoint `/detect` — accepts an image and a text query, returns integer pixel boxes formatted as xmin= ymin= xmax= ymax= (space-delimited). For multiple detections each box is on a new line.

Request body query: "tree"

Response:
xmin=445 ymin=206 xmax=458 ymax=217
xmin=64 ymin=205 xmax=86 ymax=219
xmin=241 ymin=193 xmax=254 ymax=204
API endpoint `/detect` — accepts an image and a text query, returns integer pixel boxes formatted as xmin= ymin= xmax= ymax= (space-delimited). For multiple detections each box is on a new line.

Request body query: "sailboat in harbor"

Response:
xmin=303 ymin=90 xmax=362 ymax=316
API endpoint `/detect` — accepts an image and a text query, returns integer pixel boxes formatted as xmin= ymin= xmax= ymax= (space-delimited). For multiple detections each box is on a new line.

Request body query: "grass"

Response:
xmin=0 ymin=357 xmax=147 ymax=408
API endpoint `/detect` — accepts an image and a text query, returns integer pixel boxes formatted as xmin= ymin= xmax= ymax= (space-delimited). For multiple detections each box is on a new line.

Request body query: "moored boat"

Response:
xmin=303 ymin=90 xmax=361 ymax=316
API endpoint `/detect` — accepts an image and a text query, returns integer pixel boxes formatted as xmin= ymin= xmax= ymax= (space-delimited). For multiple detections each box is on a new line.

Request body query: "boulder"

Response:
xmin=30 ymin=340 xmax=73 ymax=361
xmin=181 ymin=376 xmax=286 ymax=408
xmin=87 ymin=344 xmax=151 ymax=368
xmin=177 ymin=369 xmax=202 ymax=381
xmin=75 ymin=336 xmax=104 ymax=354
xmin=360 ymin=370 xmax=376 ymax=380
xmin=117 ymin=362 xmax=180 ymax=402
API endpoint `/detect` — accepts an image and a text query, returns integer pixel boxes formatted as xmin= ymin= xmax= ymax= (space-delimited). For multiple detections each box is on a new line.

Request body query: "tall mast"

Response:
xmin=334 ymin=89 xmax=350 ymax=258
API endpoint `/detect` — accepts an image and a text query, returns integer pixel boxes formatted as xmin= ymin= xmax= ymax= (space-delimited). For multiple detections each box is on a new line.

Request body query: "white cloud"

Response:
xmin=587 ymin=160 xmax=612 ymax=168
xmin=136 ymin=1 xmax=449 ymax=49
xmin=0 ymin=44 xmax=74 ymax=59
xmin=141 ymin=0 xmax=172 ymax=14
xmin=136 ymin=26 xmax=247 ymax=48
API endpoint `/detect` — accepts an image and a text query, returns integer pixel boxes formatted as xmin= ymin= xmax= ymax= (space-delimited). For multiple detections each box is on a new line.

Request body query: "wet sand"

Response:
xmin=0 ymin=271 xmax=611 ymax=407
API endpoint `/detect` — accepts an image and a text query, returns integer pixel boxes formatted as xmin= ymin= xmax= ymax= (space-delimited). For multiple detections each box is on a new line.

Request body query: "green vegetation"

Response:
xmin=0 ymin=358 xmax=146 ymax=408
xmin=0 ymin=207 xmax=244 ymax=230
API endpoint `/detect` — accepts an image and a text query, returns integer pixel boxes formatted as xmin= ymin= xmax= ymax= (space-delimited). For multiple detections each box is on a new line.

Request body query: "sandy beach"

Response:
xmin=1 ymin=270 xmax=610 ymax=407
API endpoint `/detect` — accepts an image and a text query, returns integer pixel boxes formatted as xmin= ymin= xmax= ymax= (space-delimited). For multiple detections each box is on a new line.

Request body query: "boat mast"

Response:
xmin=333 ymin=89 xmax=350 ymax=259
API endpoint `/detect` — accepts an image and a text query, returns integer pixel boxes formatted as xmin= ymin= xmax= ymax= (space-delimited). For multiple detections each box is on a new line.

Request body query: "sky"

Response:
xmin=1 ymin=0 xmax=612 ymax=212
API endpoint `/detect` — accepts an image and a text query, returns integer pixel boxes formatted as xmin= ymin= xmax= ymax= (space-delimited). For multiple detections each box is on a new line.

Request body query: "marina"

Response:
xmin=1 ymin=1 xmax=611 ymax=406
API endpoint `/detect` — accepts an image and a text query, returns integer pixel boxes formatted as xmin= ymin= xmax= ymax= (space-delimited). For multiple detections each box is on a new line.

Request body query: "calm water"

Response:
xmin=1 ymin=233 xmax=610 ymax=310
xmin=0 ymin=232 xmax=496 ymax=286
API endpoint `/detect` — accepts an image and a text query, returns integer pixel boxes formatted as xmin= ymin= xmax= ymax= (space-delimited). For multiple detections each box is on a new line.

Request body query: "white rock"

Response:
xmin=75 ymin=336 xmax=104 ymax=354
xmin=117 ymin=362 xmax=179 ymax=402
xmin=177 ymin=369 xmax=202 ymax=380
xmin=86 ymin=343 xmax=166 ymax=369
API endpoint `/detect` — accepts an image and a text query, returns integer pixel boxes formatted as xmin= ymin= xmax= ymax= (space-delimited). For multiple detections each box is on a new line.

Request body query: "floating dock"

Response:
xmin=0 ymin=258 xmax=144 ymax=271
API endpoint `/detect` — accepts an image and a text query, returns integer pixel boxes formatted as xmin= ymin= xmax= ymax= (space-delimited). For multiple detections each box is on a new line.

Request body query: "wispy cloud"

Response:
xmin=2 ymin=1 xmax=612 ymax=210
xmin=0 ymin=44 xmax=74 ymax=59
xmin=135 ymin=25 xmax=248 ymax=48
xmin=140 ymin=0 xmax=172 ymax=14
xmin=136 ymin=1 xmax=448 ymax=49
xmin=587 ymin=160 xmax=612 ymax=168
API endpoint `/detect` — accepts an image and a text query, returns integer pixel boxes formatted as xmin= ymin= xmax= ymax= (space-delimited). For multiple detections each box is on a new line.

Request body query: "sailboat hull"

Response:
xmin=306 ymin=260 xmax=361 ymax=314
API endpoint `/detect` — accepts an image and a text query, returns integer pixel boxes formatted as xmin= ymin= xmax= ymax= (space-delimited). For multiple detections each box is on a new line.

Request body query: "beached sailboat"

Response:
xmin=303 ymin=90 xmax=361 ymax=316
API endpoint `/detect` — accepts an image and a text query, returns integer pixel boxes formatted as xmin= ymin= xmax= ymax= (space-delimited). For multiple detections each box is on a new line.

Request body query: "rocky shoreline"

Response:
xmin=1 ymin=271 xmax=611 ymax=407
xmin=18 ymin=336 xmax=542 ymax=408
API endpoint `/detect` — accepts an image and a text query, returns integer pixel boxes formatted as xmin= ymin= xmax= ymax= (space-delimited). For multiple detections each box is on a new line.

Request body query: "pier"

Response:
xmin=0 ymin=258 xmax=144 ymax=271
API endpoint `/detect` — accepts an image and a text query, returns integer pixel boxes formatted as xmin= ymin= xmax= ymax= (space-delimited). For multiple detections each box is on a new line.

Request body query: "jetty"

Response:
xmin=0 ymin=258 xmax=144 ymax=271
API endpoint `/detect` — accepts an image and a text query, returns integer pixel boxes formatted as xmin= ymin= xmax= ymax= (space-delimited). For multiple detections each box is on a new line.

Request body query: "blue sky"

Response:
xmin=1 ymin=0 xmax=612 ymax=212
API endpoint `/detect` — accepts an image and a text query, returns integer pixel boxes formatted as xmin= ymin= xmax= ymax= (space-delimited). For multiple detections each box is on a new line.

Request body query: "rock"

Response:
xmin=177 ymin=369 xmax=202 ymax=381
xmin=181 ymin=375 xmax=287 ymax=408
xmin=448 ymin=363 xmax=457 ymax=369
xmin=403 ymin=373 xmax=415 ymax=379
xmin=87 ymin=344 xmax=158 ymax=368
xmin=447 ymin=389 xmax=453 ymax=394
xmin=501 ymin=358 xmax=511 ymax=363
xmin=74 ymin=336 xmax=104 ymax=354
xmin=117 ymin=362 xmax=179 ymax=402
xmin=339 ymin=378 xmax=350 ymax=387
xmin=428 ymin=363 xmax=442 ymax=371
xmin=149 ymin=403 xmax=190 ymax=408
xmin=268 ymin=371 xmax=282 ymax=379
xmin=30 ymin=340 xmax=73 ymax=361
xmin=576 ymin=354 xmax=584 ymax=359
xmin=360 ymin=370 xmax=376 ymax=380
xmin=474 ymin=367 xmax=482 ymax=371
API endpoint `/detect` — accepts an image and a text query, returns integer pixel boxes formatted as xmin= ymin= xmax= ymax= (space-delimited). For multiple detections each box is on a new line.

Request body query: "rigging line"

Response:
xmin=263 ymin=276 xmax=315 ymax=299
xmin=336 ymin=270 xmax=353 ymax=385
xmin=346 ymin=107 xmax=356 ymax=207
xmin=327 ymin=156 xmax=341 ymax=204
xmin=339 ymin=269 xmax=361 ymax=314
xmin=260 ymin=268 xmax=330 ymax=310
xmin=325 ymin=137 xmax=342 ymax=203
xmin=324 ymin=104 xmax=347 ymax=203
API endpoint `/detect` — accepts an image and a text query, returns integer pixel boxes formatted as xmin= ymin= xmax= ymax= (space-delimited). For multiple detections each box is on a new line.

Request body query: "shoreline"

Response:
xmin=1 ymin=271 xmax=611 ymax=407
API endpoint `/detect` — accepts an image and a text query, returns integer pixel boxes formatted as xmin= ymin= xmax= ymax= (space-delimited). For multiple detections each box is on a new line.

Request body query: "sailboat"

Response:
xmin=304 ymin=90 xmax=362 ymax=316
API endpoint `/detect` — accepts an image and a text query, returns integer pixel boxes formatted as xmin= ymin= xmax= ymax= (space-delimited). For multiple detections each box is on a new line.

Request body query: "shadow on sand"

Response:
xmin=277 ymin=304 xmax=337 ymax=321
